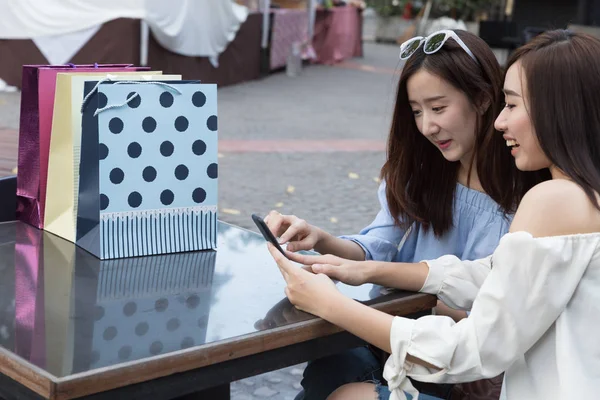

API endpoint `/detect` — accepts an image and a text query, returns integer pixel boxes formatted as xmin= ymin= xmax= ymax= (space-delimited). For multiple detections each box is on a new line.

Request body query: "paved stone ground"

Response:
xmin=0 ymin=39 xmax=403 ymax=399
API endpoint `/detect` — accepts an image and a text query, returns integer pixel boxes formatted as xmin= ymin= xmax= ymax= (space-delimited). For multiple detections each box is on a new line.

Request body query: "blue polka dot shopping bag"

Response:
xmin=77 ymin=80 xmax=218 ymax=259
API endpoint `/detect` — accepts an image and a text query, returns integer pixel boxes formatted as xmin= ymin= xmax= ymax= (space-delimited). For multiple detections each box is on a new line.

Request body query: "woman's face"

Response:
xmin=494 ymin=61 xmax=551 ymax=171
xmin=406 ymin=69 xmax=478 ymax=166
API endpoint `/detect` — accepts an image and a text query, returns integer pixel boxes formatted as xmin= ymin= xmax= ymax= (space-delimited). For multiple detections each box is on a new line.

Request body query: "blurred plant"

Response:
xmin=436 ymin=0 xmax=501 ymax=20
xmin=365 ymin=0 xmax=423 ymax=18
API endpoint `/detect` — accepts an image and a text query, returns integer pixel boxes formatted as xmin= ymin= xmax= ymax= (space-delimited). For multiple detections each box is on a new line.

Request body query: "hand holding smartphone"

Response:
xmin=251 ymin=214 xmax=289 ymax=259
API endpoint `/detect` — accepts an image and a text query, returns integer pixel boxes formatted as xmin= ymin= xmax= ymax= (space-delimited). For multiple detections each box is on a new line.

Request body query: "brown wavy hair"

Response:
xmin=381 ymin=30 xmax=549 ymax=236
xmin=506 ymin=30 xmax=600 ymax=210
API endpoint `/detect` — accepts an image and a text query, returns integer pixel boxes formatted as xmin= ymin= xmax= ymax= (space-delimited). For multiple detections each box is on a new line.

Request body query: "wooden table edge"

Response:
xmin=50 ymin=292 xmax=435 ymax=400
xmin=0 ymin=345 xmax=58 ymax=399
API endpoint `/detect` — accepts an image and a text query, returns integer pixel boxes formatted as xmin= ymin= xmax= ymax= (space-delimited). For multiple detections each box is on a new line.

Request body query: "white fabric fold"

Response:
xmin=0 ymin=0 xmax=249 ymax=61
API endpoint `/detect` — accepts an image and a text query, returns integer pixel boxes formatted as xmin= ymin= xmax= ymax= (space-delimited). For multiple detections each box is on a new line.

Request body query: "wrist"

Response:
xmin=320 ymin=290 xmax=350 ymax=322
xmin=314 ymin=228 xmax=333 ymax=249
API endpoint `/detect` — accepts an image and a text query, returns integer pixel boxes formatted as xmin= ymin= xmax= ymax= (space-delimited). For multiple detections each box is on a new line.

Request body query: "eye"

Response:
xmin=504 ymin=103 xmax=516 ymax=110
xmin=412 ymin=109 xmax=422 ymax=117
xmin=432 ymin=106 xmax=446 ymax=112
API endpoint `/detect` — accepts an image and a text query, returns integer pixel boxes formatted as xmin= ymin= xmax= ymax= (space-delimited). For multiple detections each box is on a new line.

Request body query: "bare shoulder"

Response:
xmin=510 ymin=179 xmax=600 ymax=237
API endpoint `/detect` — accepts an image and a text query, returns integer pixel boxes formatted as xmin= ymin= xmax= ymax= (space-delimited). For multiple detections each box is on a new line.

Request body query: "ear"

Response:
xmin=477 ymin=96 xmax=492 ymax=115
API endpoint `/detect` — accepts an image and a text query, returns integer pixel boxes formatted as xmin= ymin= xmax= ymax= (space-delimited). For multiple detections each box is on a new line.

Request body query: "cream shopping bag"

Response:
xmin=44 ymin=72 xmax=182 ymax=243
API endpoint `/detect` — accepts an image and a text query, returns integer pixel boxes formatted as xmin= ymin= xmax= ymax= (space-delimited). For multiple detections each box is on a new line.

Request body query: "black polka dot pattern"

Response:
xmin=110 ymin=168 xmax=124 ymax=184
xmin=192 ymin=91 xmax=206 ymax=107
xmin=142 ymin=117 xmax=157 ymax=133
xmin=103 ymin=326 xmax=117 ymax=341
xmin=186 ymin=295 xmax=200 ymax=309
xmin=160 ymin=92 xmax=174 ymax=108
xmin=160 ymin=190 xmax=175 ymax=205
xmin=181 ymin=337 xmax=194 ymax=349
xmin=167 ymin=318 xmax=180 ymax=332
xmin=99 ymin=143 xmax=109 ymax=160
xmin=143 ymin=166 xmax=157 ymax=182
xmin=160 ymin=141 xmax=174 ymax=157
xmin=155 ymin=298 xmax=169 ymax=312
xmin=150 ymin=341 xmax=164 ymax=355
xmin=98 ymin=85 xmax=218 ymax=253
xmin=123 ymin=302 xmax=137 ymax=317
xmin=207 ymin=163 xmax=218 ymax=179
xmin=100 ymin=194 xmax=109 ymax=210
xmin=128 ymin=142 xmax=142 ymax=158
xmin=118 ymin=346 xmax=132 ymax=360
xmin=135 ymin=322 xmax=149 ymax=336
xmin=128 ymin=191 xmax=142 ymax=208
xmin=98 ymin=93 xmax=108 ymax=109
xmin=175 ymin=165 xmax=189 ymax=181
xmin=193 ymin=188 xmax=206 ymax=204
xmin=207 ymin=115 xmax=217 ymax=131
xmin=127 ymin=92 xmax=141 ymax=108
xmin=109 ymin=118 xmax=124 ymax=134
xmin=174 ymin=116 xmax=189 ymax=132
xmin=192 ymin=140 xmax=206 ymax=155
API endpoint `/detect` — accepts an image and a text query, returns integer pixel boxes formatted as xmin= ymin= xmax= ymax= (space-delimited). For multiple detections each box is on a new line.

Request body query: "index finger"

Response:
xmin=286 ymin=251 xmax=333 ymax=266
xmin=267 ymin=243 xmax=295 ymax=277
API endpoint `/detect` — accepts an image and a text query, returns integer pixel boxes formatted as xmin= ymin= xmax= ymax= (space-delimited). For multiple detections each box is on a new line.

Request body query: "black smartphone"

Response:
xmin=251 ymin=214 xmax=289 ymax=258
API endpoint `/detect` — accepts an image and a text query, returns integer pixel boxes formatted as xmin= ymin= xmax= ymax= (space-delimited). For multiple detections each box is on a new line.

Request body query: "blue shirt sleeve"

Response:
xmin=339 ymin=182 xmax=410 ymax=261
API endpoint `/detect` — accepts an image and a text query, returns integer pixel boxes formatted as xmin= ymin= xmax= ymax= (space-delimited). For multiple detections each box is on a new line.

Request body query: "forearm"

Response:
xmin=321 ymin=293 xmax=439 ymax=369
xmin=365 ymin=261 xmax=430 ymax=292
xmin=321 ymin=292 xmax=394 ymax=352
xmin=314 ymin=231 xmax=366 ymax=261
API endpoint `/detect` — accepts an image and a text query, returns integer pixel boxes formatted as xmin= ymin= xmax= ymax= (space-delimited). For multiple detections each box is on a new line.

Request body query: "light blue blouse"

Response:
xmin=340 ymin=182 xmax=511 ymax=263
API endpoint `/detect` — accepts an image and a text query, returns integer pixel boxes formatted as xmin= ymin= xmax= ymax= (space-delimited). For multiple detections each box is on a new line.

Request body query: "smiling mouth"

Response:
xmin=506 ymin=139 xmax=520 ymax=148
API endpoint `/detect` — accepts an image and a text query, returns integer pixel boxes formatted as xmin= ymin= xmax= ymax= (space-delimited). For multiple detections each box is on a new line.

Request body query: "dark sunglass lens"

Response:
xmin=401 ymin=39 xmax=421 ymax=59
xmin=424 ymin=33 xmax=446 ymax=53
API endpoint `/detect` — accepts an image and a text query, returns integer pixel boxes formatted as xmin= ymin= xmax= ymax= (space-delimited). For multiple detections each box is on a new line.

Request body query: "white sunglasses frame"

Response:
xmin=399 ymin=30 xmax=478 ymax=64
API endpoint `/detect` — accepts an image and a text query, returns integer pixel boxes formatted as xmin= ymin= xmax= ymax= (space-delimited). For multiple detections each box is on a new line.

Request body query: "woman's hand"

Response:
xmin=264 ymin=211 xmax=326 ymax=252
xmin=285 ymin=252 xmax=373 ymax=287
xmin=267 ymin=243 xmax=343 ymax=318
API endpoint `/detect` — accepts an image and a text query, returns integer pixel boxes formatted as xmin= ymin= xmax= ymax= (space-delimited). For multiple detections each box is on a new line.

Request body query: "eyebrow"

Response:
xmin=408 ymin=95 xmax=447 ymax=104
xmin=503 ymin=89 xmax=521 ymax=97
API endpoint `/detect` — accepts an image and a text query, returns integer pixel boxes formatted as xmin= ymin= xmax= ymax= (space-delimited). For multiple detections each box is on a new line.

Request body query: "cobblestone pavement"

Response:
xmin=0 ymin=40 xmax=402 ymax=399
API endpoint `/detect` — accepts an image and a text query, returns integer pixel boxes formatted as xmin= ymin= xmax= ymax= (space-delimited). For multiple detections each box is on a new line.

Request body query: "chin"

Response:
xmin=440 ymin=151 xmax=461 ymax=163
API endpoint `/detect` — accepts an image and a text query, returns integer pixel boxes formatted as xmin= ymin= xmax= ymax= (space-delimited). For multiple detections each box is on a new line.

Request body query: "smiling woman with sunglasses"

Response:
xmin=268 ymin=30 xmax=600 ymax=399
xmin=263 ymin=30 xmax=547 ymax=400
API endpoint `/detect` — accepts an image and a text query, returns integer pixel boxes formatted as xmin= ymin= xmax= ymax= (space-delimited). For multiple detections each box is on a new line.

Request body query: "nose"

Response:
xmin=495 ymin=108 xmax=507 ymax=132
xmin=421 ymin=112 xmax=440 ymax=137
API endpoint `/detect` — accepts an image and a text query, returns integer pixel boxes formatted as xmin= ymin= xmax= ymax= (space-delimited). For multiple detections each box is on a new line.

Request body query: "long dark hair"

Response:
xmin=381 ymin=30 xmax=548 ymax=236
xmin=506 ymin=30 xmax=600 ymax=210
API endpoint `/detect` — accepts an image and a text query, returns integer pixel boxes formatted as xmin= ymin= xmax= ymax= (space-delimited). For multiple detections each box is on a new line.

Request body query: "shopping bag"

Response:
xmin=77 ymin=79 xmax=218 ymax=259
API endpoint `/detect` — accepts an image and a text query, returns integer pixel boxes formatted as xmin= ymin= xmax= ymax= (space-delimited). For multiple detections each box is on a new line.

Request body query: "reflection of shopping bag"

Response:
xmin=14 ymin=223 xmax=46 ymax=368
xmin=77 ymin=80 xmax=219 ymax=259
xmin=73 ymin=250 xmax=216 ymax=372
xmin=44 ymin=72 xmax=182 ymax=243
xmin=17 ymin=64 xmax=148 ymax=229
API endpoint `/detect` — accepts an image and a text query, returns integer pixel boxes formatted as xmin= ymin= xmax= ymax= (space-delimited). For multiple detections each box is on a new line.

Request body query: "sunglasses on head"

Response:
xmin=399 ymin=29 xmax=478 ymax=64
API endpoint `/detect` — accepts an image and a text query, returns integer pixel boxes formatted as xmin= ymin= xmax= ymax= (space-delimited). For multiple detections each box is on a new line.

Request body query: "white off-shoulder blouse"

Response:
xmin=382 ymin=232 xmax=600 ymax=400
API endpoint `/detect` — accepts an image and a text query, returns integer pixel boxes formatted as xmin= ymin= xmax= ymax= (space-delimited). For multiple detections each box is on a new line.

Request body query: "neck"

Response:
xmin=458 ymin=156 xmax=484 ymax=192
xmin=549 ymin=165 xmax=570 ymax=180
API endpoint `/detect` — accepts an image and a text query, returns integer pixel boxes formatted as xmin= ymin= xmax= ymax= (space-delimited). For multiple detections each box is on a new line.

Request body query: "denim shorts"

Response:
xmin=295 ymin=346 xmax=444 ymax=400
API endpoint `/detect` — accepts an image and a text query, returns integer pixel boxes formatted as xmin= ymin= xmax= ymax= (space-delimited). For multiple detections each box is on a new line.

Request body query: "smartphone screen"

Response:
xmin=251 ymin=214 xmax=289 ymax=259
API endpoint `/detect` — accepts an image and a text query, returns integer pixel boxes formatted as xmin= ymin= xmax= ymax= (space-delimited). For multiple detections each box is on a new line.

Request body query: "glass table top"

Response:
xmin=0 ymin=221 xmax=393 ymax=378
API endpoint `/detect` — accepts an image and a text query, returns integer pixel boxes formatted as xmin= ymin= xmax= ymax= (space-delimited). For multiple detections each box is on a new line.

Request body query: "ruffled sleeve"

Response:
xmin=383 ymin=232 xmax=600 ymax=396
xmin=340 ymin=182 xmax=410 ymax=261
xmin=420 ymin=255 xmax=492 ymax=310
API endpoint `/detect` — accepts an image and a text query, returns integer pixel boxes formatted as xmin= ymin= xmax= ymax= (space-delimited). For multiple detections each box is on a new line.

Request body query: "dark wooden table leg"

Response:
xmin=173 ymin=383 xmax=230 ymax=400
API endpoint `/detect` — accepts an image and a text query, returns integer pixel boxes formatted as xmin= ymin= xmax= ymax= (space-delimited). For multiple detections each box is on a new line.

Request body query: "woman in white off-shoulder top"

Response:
xmin=266 ymin=29 xmax=600 ymax=400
